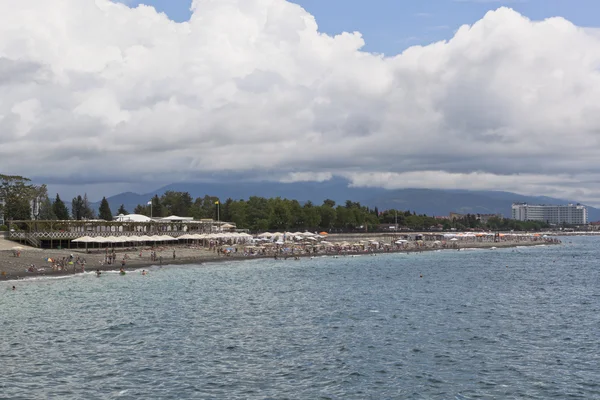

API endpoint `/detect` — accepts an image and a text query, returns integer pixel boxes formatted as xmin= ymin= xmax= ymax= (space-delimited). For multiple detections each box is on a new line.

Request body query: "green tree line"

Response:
xmin=0 ymin=175 xmax=550 ymax=232
xmin=130 ymin=191 xmax=550 ymax=232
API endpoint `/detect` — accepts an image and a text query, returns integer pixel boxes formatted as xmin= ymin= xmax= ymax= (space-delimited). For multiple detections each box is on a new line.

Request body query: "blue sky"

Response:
xmin=121 ymin=0 xmax=600 ymax=55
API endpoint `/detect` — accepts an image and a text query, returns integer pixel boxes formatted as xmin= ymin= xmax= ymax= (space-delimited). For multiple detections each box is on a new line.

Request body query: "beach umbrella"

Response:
xmin=72 ymin=236 xmax=93 ymax=243
xmin=319 ymin=232 xmax=328 ymax=235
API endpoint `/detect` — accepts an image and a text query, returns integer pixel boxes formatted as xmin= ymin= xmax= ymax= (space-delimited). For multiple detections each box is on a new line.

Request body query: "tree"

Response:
xmin=80 ymin=194 xmax=95 ymax=219
xmin=161 ymin=191 xmax=193 ymax=217
xmin=72 ymin=196 xmax=83 ymax=220
xmin=318 ymin=205 xmax=336 ymax=231
xmin=302 ymin=202 xmax=321 ymax=230
xmin=71 ymin=195 xmax=95 ymax=220
xmin=150 ymin=195 xmax=163 ymax=218
xmin=246 ymin=196 xmax=270 ymax=231
xmin=0 ymin=174 xmax=39 ymax=221
xmin=98 ymin=197 xmax=113 ymax=221
xmin=268 ymin=198 xmax=292 ymax=230
xmin=117 ymin=204 xmax=129 ymax=215
xmin=133 ymin=204 xmax=148 ymax=215
xmin=323 ymin=199 xmax=336 ymax=208
xmin=52 ymin=194 xmax=70 ymax=220
xmin=228 ymin=200 xmax=248 ymax=228
xmin=38 ymin=195 xmax=57 ymax=220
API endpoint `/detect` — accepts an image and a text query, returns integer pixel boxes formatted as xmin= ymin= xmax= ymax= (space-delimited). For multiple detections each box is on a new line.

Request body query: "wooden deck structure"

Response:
xmin=7 ymin=219 xmax=233 ymax=249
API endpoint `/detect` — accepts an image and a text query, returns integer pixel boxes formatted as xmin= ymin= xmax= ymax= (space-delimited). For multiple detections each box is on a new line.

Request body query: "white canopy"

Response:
xmin=161 ymin=215 xmax=194 ymax=221
xmin=258 ymin=232 xmax=273 ymax=238
xmin=113 ymin=214 xmax=153 ymax=222
xmin=72 ymin=236 xmax=93 ymax=243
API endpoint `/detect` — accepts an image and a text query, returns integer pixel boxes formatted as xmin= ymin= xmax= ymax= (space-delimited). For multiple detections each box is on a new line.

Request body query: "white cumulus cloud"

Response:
xmin=1 ymin=1 xmax=599 ymax=203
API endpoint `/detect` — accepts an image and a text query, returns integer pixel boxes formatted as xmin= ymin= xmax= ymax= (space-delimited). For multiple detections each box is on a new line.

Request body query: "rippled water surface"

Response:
xmin=2 ymin=237 xmax=600 ymax=399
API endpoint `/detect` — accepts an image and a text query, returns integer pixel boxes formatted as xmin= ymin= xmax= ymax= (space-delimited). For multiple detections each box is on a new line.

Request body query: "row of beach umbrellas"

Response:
xmin=72 ymin=235 xmax=176 ymax=243
xmin=72 ymin=232 xmax=255 ymax=244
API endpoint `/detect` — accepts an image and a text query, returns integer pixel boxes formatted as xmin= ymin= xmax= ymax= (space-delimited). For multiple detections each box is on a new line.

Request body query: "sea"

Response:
xmin=1 ymin=236 xmax=599 ymax=399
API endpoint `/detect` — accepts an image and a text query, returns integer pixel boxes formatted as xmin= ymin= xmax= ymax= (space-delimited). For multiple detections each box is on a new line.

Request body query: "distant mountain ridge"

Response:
xmin=89 ymin=178 xmax=600 ymax=222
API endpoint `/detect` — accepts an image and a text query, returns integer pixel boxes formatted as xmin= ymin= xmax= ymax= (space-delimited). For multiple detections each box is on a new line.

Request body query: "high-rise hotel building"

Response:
xmin=511 ymin=203 xmax=588 ymax=225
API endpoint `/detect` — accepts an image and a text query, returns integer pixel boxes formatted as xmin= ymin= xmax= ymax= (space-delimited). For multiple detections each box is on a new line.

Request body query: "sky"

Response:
xmin=1 ymin=0 xmax=600 ymax=204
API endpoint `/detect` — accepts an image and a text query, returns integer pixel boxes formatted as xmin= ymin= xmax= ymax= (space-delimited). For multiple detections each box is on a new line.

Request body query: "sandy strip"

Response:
xmin=0 ymin=239 xmax=557 ymax=281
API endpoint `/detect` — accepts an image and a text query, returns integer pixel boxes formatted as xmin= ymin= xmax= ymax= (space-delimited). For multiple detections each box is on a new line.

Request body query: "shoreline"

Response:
xmin=1 ymin=240 xmax=558 ymax=282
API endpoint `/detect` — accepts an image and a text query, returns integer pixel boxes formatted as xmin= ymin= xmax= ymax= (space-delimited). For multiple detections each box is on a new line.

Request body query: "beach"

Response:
xmin=0 ymin=233 xmax=560 ymax=281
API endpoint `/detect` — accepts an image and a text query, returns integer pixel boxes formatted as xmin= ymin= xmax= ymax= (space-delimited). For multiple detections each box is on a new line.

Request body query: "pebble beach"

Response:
xmin=0 ymin=234 xmax=558 ymax=281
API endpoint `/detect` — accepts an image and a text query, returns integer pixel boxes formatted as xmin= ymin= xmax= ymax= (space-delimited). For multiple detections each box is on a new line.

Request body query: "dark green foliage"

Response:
xmin=133 ymin=204 xmax=147 ymax=215
xmin=150 ymin=195 xmax=163 ymax=218
xmin=161 ymin=191 xmax=193 ymax=217
xmin=52 ymin=194 xmax=70 ymax=220
xmin=98 ymin=197 xmax=113 ymax=221
xmin=72 ymin=194 xmax=95 ymax=220
xmin=117 ymin=204 xmax=128 ymax=215
xmin=38 ymin=196 xmax=57 ymax=220
xmin=0 ymin=174 xmax=42 ymax=221
xmin=127 ymin=191 xmax=551 ymax=232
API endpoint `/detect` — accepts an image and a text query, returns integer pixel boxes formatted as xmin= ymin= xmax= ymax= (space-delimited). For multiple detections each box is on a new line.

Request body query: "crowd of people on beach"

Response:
xmin=2 ymin=231 xmax=563 ymax=280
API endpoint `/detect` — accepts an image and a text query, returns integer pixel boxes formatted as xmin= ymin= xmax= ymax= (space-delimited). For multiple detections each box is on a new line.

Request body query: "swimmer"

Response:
xmin=119 ymin=267 xmax=126 ymax=275
xmin=12 ymin=285 xmax=16 ymax=290
xmin=96 ymin=269 xmax=101 ymax=277
xmin=141 ymin=270 xmax=147 ymax=275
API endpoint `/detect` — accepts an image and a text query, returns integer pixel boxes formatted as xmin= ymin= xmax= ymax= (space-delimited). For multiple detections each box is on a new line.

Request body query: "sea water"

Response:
xmin=1 ymin=237 xmax=599 ymax=399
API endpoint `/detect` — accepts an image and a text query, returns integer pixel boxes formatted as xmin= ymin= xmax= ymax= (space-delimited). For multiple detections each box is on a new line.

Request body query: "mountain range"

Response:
xmin=90 ymin=178 xmax=600 ymax=222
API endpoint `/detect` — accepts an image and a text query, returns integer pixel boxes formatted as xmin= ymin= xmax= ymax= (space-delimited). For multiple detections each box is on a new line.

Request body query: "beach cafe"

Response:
xmin=6 ymin=215 xmax=237 ymax=249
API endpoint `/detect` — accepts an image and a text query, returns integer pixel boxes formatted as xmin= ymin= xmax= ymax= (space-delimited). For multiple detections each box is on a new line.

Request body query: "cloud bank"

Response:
xmin=1 ymin=0 xmax=599 ymax=202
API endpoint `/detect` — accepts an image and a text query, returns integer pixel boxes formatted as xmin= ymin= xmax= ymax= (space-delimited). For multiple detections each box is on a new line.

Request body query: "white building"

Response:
xmin=511 ymin=203 xmax=588 ymax=225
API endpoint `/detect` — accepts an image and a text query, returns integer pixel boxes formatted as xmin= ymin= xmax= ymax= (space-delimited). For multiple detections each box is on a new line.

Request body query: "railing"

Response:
xmin=8 ymin=231 xmax=195 ymax=240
